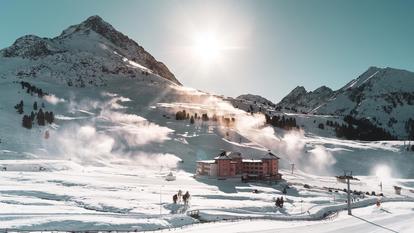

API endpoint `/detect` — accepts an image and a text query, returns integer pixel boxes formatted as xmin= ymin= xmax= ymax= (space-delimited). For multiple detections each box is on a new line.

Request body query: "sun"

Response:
xmin=193 ymin=32 xmax=222 ymax=62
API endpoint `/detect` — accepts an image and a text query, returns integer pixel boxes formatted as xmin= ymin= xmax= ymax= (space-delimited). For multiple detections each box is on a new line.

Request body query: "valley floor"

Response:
xmin=0 ymin=159 xmax=413 ymax=231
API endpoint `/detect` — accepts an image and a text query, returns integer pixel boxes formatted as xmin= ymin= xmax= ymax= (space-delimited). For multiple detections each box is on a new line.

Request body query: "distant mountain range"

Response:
xmin=237 ymin=66 xmax=414 ymax=139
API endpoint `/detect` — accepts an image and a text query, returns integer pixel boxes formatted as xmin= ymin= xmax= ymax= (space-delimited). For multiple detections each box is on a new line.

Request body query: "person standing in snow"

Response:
xmin=183 ymin=191 xmax=190 ymax=206
xmin=173 ymin=194 xmax=178 ymax=204
xmin=376 ymin=199 xmax=381 ymax=207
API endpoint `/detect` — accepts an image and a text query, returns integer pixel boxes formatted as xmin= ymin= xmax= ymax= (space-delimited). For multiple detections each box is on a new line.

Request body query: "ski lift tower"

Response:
xmin=336 ymin=170 xmax=359 ymax=215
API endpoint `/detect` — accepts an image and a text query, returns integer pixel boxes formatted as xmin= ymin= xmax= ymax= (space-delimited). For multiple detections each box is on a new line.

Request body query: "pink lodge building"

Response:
xmin=196 ymin=150 xmax=282 ymax=181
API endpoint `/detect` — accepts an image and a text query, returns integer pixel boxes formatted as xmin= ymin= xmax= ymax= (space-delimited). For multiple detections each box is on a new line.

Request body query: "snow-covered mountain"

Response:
xmin=275 ymin=67 xmax=414 ymax=138
xmin=276 ymin=86 xmax=334 ymax=113
xmin=236 ymin=94 xmax=275 ymax=107
xmin=0 ymin=15 xmax=180 ymax=86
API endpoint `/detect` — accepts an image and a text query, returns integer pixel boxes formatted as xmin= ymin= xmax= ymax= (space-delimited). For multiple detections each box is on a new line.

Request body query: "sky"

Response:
xmin=1 ymin=0 xmax=414 ymax=102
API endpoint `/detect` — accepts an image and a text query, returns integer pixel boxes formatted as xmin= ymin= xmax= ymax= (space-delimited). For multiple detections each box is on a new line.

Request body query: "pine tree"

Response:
xmin=33 ymin=101 xmax=38 ymax=111
xmin=22 ymin=115 xmax=32 ymax=129
xmin=37 ymin=89 xmax=43 ymax=97
xmin=30 ymin=111 xmax=35 ymax=121
xmin=15 ymin=100 xmax=24 ymax=114
xmin=50 ymin=111 xmax=54 ymax=123
xmin=44 ymin=111 xmax=55 ymax=124
xmin=37 ymin=109 xmax=45 ymax=126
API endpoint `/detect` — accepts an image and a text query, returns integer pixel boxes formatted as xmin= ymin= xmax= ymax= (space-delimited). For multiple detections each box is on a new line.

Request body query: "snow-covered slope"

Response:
xmin=0 ymin=15 xmax=180 ymax=86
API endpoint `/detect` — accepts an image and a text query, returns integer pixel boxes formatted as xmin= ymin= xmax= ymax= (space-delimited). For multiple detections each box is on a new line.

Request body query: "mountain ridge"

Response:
xmin=277 ymin=66 xmax=414 ymax=138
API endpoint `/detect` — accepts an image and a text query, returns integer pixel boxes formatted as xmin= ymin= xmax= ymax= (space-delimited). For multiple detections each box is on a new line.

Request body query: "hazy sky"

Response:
xmin=1 ymin=0 xmax=413 ymax=102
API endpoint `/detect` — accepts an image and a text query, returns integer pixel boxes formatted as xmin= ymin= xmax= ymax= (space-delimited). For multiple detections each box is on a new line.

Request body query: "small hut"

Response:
xmin=165 ymin=172 xmax=176 ymax=181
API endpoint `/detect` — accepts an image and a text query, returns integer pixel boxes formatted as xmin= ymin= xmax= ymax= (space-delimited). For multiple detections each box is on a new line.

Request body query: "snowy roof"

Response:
xmin=262 ymin=150 xmax=280 ymax=160
xmin=197 ymin=160 xmax=216 ymax=164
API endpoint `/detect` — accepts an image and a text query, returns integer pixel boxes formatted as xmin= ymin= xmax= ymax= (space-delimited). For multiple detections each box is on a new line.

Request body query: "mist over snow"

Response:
xmin=39 ymin=92 xmax=177 ymax=168
xmin=157 ymin=89 xmax=339 ymax=175
xmin=306 ymin=145 xmax=336 ymax=174
xmin=44 ymin=94 xmax=66 ymax=105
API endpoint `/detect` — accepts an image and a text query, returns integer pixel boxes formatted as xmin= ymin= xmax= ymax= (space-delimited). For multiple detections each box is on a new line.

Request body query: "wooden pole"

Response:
xmin=347 ymin=177 xmax=351 ymax=215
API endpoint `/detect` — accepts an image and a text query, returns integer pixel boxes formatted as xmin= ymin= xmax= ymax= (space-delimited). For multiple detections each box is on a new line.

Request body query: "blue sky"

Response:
xmin=1 ymin=0 xmax=413 ymax=102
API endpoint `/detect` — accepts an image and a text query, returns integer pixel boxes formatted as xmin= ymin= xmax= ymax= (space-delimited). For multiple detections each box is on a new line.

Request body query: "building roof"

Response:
xmin=262 ymin=150 xmax=280 ymax=160
xmin=214 ymin=150 xmax=232 ymax=160
xmin=211 ymin=150 xmax=279 ymax=161
xmin=228 ymin=151 xmax=242 ymax=159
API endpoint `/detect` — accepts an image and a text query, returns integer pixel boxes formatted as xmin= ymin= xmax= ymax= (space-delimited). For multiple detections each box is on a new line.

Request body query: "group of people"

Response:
xmin=173 ymin=190 xmax=191 ymax=205
xmin=275 ymin=196 xmax=284 ymax=208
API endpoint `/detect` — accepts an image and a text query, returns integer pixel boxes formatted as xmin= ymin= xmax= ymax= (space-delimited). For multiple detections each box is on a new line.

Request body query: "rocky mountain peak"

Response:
xmin=283 ymin=86 xmax=307 ymax=100
xmin=291 ymin=86 xmax=307 ymax=94
xmin=313 ymin=85 xmax=332 ymax=92
xmin=63 ymin=15 xmax=180 ymax=85
xmin=276 ymin=85 xmax=335 ymax=113
xmin=0 ymin=15 xmax=180 ymax=85
xmin=82 ymin=15 xmax=110 ymax=29
xmin=236 ymin=94 xmax=275 ymax=106
xmin=312 ymin=85 xmax=333 ymax=95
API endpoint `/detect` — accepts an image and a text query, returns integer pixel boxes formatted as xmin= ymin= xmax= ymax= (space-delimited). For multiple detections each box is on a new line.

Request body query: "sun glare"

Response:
xmin=193 ymin=32 xmax=222 ymax=62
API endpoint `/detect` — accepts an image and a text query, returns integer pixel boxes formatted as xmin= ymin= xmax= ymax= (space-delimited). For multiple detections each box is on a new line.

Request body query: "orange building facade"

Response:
xmin=196 ymin=151 xmax=282 ymax=181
